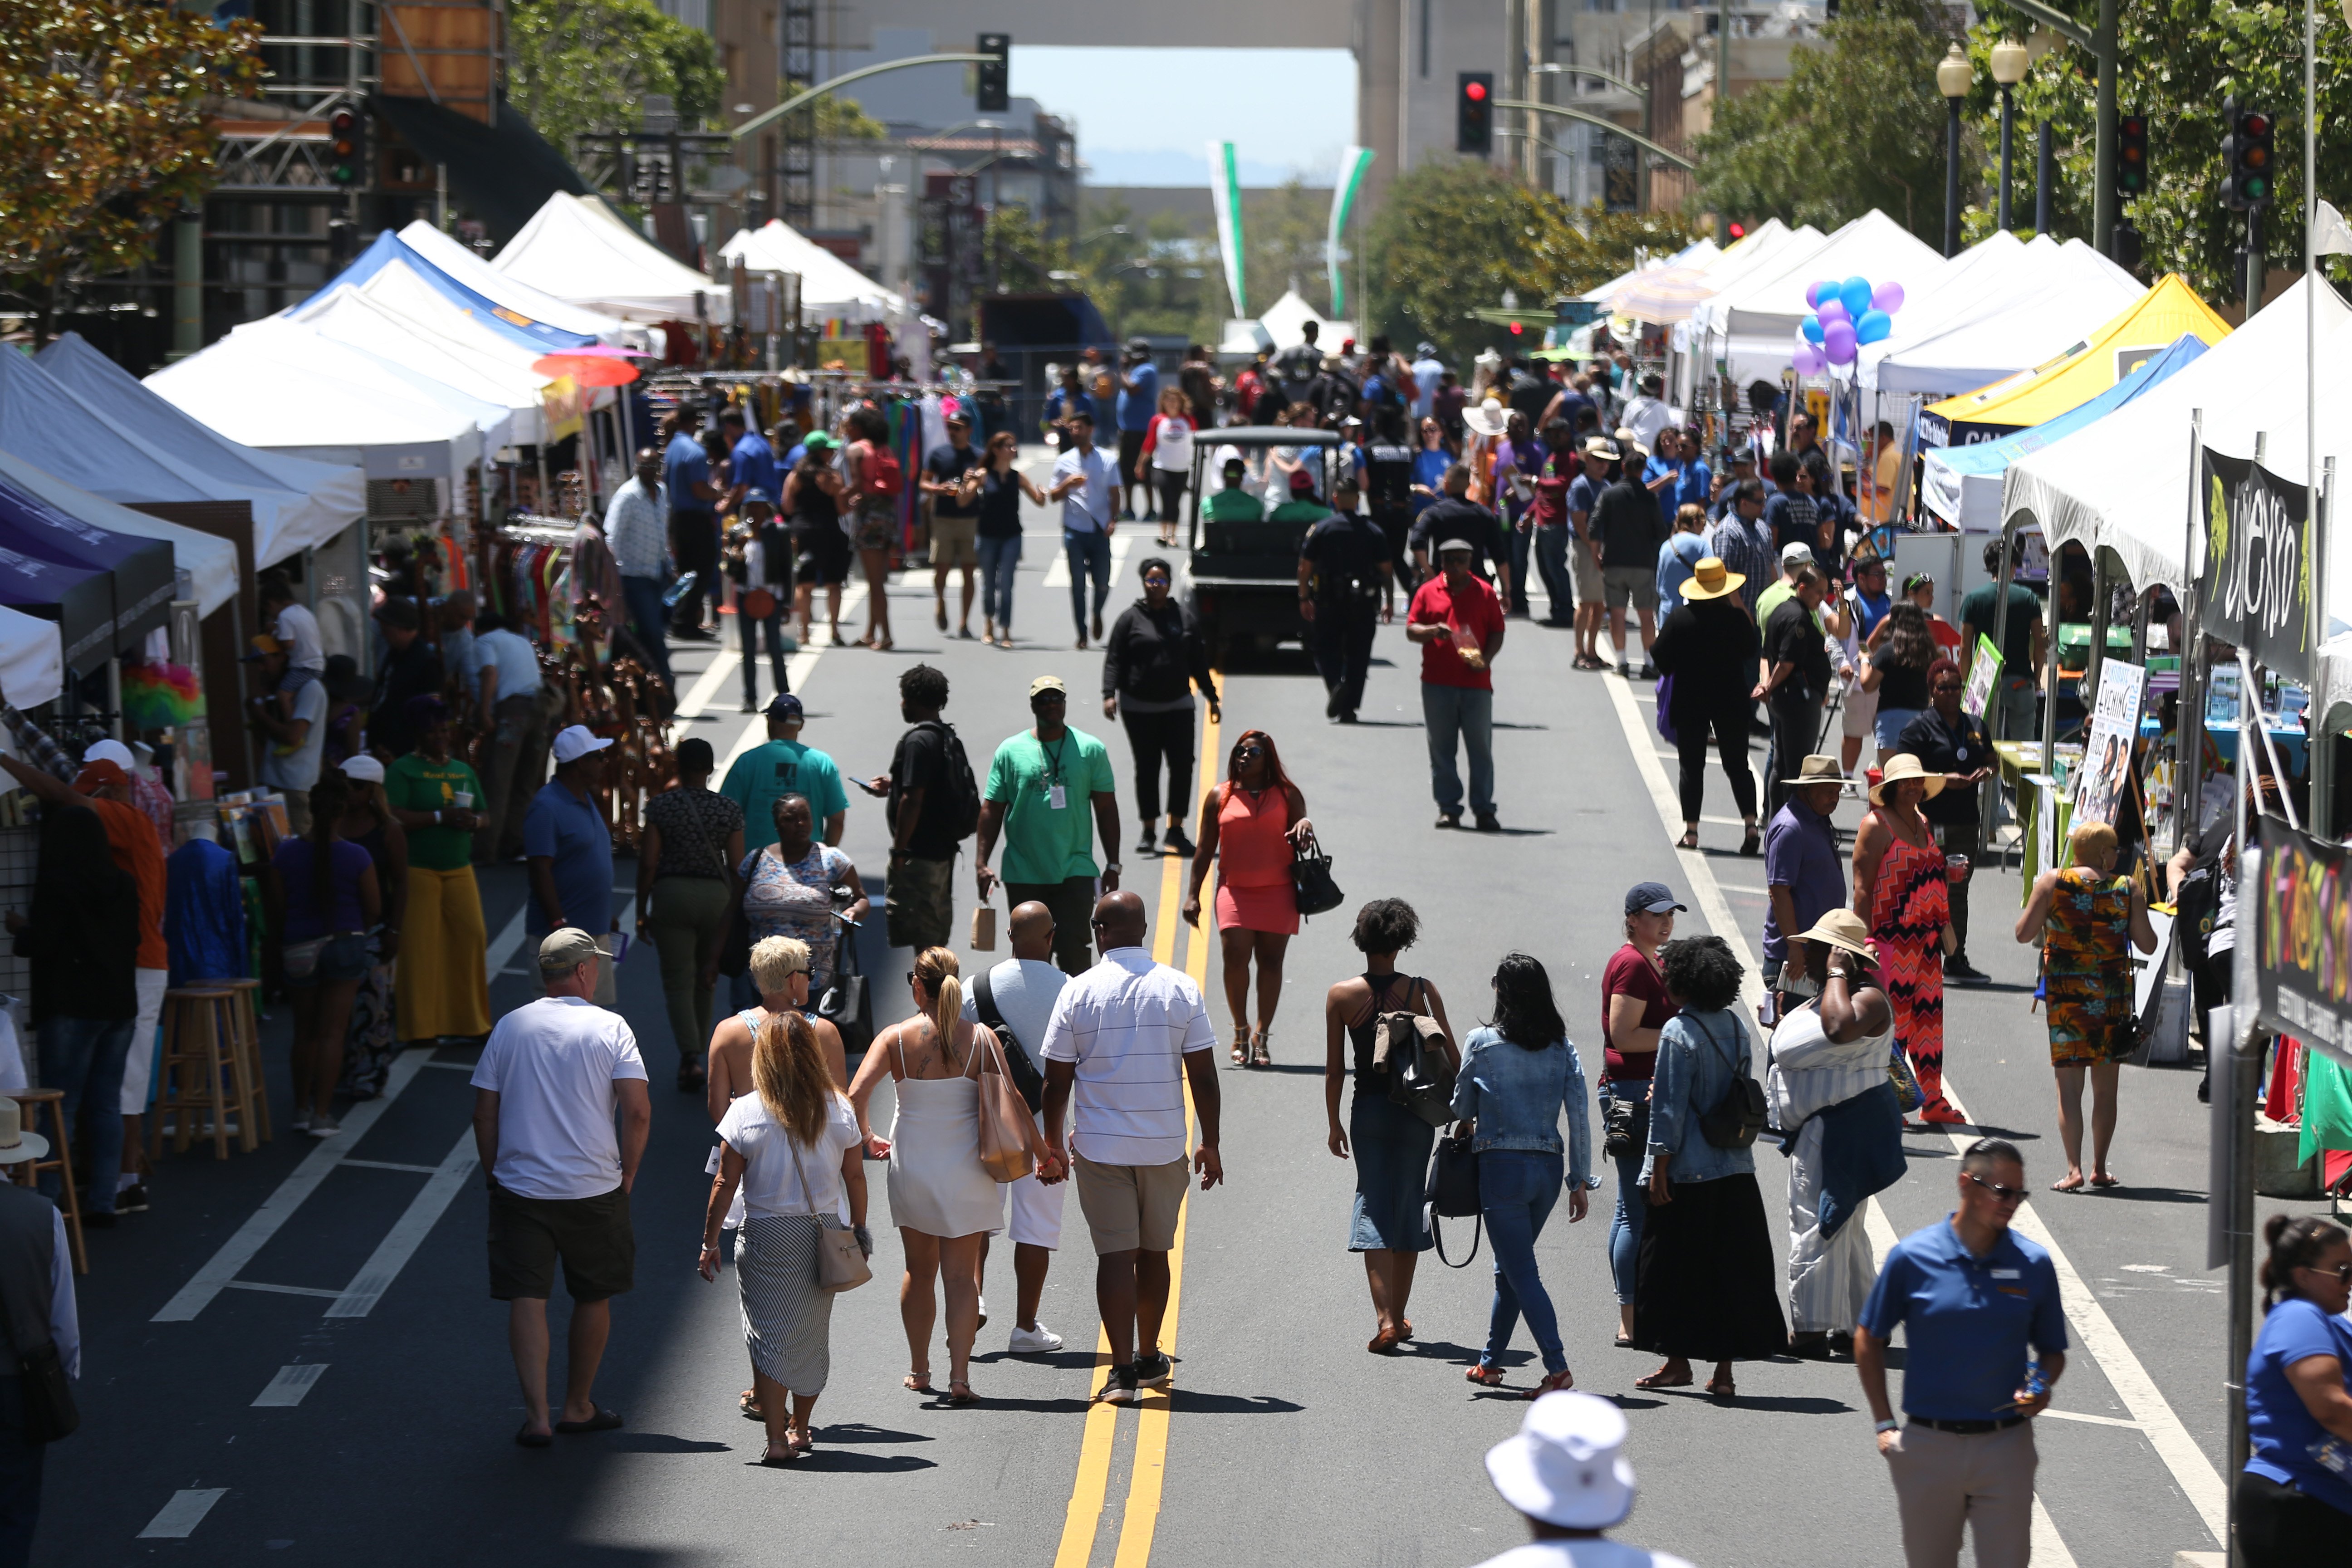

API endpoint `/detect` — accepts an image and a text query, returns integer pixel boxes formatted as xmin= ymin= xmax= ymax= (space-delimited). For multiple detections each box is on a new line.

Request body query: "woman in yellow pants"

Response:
xmin=384 ymin=698 xmax=492 ymax=1041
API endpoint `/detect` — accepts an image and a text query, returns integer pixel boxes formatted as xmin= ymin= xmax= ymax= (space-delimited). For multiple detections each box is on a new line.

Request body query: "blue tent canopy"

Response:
xmin=0 ymin=540 xmax=115 ymax=673
xmin=0 ymin=476 xmax=175 ymax=647
xmin=318 ymin=230 xmax=603 ymax=352
xmin=1921 ymin=333 xmax=2209 ymax=529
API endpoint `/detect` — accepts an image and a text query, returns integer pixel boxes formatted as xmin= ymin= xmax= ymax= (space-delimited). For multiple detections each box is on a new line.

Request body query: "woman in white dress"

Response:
xmin=848 ymin=946 xmax=1061 ymax=1403
xmin=700 ymin=1008 xmax=870 ymax=1465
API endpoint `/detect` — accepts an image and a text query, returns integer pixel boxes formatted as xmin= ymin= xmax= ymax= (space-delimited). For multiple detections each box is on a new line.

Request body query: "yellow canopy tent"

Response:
xmin=1918 ymin=274 xmax=2230 ymax=446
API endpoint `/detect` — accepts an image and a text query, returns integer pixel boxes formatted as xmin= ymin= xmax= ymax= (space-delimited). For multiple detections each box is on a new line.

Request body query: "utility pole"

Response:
xmin=2094 ymin=0 xmax=2117 ymax=255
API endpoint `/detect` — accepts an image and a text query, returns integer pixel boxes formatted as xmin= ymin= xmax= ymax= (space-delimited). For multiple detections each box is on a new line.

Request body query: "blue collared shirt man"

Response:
xmin=726 ymin=418 xmax=780 ymax=506
xmin=1048 ymin=411 xmax=1121 ymax=644
xmin=524 ymin=725 xmax=617 ymax=941
xmin=1856 ymin=1138 xmax=2067 ymax=1568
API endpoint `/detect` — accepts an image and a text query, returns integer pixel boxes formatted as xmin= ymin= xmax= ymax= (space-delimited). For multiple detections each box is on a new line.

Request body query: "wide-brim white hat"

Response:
xmin=1485 ymin=1390 xmax=1637 ymax=1529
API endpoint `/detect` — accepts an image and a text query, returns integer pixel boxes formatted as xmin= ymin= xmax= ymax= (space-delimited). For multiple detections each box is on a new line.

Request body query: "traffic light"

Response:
xmin=1456 ymin=72 xmax=1494 ymax=157
xmin=2116 ymin=113 xmax=2147 ymax=197
xmin=327 ymin=107 xmax=362 ymax=188
xmin=2223 ymin=98 xmax=2275 ymax=210
xmin=975 ymin=33 xmax=1009 ymax=113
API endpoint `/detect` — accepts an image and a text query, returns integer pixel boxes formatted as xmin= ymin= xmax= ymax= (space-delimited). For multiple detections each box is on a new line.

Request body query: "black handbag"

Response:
xmin=1426 ymin=1124 xmax=1483 ymax=1268
xmin=1691 ymin=1013 xmax=1769 ymax=1151
xmin=1601 ymin=1084 xmax=1650 ymax=1161
xmin=0 ymin=1201 xmax=77 ymax=1443
xmin=971 ymin=969 xmax=1046 ymax=1113
xmin=818 ymin=906 xmax=872 ymax=1054
xmin=1290 ymin=828 xmax=1344 ymax=918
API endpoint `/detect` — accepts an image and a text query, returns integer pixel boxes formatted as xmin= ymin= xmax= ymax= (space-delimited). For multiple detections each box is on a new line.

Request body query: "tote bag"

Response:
xmin=975 ymin=1028 xmax=1038 ymax=1183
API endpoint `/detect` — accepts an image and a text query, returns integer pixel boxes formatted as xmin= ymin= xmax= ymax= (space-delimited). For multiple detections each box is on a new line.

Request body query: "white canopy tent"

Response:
xmin=717 ymin=221 xmax=906 ymax=321
xmin=1256 ymin=289 xmax=1352 ymax=349
xmin=392 ymin=220 xmax=628 ymax=343
xmin=1851 ymin=230 xmax=2034 ymax=391
xmin=34 ymin=333 xmax=364 ymax=570
xmin=0 ymin=448 xmax=237 ymax=618
xmin=1692 ymin=211 xmax=1942 ymax=390
xmin=492 ymin=193 xmax=730 ymax=326
xmin=1580 ymin=234 xmax=1725 ymax=305
xmin=147 ymin=318 xmax=504 ymax=481
xmin=1866 ymin=240 xmax=2146 ymax=398
xmin=0 ymin=601 xmax=61 ymax=712
xmin=1665 ymin=220 xmax=1824 ymax=398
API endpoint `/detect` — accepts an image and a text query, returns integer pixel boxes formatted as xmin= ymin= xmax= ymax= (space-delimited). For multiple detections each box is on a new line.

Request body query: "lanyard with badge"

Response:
xmin=1042 ymin=735 xmax=1069 ymax=810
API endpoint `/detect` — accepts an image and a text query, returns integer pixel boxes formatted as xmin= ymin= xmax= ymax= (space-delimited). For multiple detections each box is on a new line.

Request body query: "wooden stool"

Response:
xmin=216 ymin=979 xmax=271 ymax=1145
xmin=150 ymin=990 xmax=257 ymax=1159
xmin=8 ymin=1090 xmax=84 ymax=1274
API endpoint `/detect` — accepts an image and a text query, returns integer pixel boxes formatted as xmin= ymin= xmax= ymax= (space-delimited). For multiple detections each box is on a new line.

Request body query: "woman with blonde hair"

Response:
xmin=700 ymin=1009 xmax=871 ymax=1465
xmin=2015 ymin=820 xmax=2157 ymax=1191
xmin=848 ymin=946 xmax=1061 ymax=1403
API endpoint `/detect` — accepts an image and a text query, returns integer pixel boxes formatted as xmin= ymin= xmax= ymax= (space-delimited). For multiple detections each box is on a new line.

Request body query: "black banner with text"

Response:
xmin=2256 ymin=819 xmax=2352 ymax=1054
xmin=2201 ymin=451 xmax=2316 ymax=685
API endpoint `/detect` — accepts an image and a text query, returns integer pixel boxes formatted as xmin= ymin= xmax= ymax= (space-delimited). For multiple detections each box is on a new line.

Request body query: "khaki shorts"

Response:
xmin=928 ymin=513 xmax=978 ymax=568
xmin=1841 ymin=679 xmax=1880 ymax=740
xmin=1568 ymin=538 xmax=1605 ymax=605
xmin=885 ymin=852 xmax=956 ymax=951
xmin=1074 ymin=1153 xmax=1188 ymax=1254
xmin=487 ymin=1183 xmax=635 ymax=1301
xmin=1603 ymin=564 xmax=1658 ymax=612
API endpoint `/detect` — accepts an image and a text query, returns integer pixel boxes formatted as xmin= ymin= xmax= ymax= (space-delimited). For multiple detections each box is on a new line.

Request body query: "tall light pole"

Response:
xmin=1938 ymin=44 xmax=1973 ymax=258
xmin=1990 ymin=38 xmax=2028 ymax=231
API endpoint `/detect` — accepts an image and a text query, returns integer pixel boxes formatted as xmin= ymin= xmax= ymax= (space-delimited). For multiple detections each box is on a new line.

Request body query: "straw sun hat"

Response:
xmin=1679 ymin=557 xmax=1744 ymax=602
xmin=1868 ymin=753 xmax=1946 ymax=806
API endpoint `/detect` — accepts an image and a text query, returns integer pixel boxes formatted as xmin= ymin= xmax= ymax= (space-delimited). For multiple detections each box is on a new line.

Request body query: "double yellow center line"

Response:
xmin=1052 ymin=697 xmax=1218 ymax=1568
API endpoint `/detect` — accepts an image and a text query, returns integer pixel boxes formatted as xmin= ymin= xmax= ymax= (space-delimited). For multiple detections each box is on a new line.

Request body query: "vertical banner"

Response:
xmin=2200 ymin=449 xmax=2316 ymax=684
xmin=2254 ymin=818 xmax=2352 ymax=1063
xmin=1324 ymin=146 xmax=1375 ymax=318
xmin=1206 ymin=140 xmax=1246 ymax=321
xmin=1961 ymin=633 xmax=2002 ymax=722
xmin=2073 ymin=657 xmax=2146 ymax=826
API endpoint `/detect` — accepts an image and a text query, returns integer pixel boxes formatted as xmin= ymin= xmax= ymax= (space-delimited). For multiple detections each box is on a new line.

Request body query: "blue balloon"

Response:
xmin=1855 ymin=309 xmax=1893 ymax=345
xmin=1839 ymin=276 xmax=1874 ymax=318
xmin=1801 ymin=314 xmax=1827 ymax=345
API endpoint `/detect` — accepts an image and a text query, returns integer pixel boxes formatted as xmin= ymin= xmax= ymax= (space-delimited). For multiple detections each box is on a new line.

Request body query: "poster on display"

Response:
xmin=1962 ymin=634 xmax=2002 ymax=721
xmin=2254 ymin=819 xmax=2352 ymax=1065
xmin=2200 ymin=451 xmax=2317 ymax=686
xmin=2073 ymin=657 xmax=2146 ymax=827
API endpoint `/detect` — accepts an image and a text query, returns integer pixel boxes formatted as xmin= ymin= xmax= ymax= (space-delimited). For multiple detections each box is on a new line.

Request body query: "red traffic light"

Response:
xmin=1465 ymin=80 xmax=1487 ymax=101
xmin=2243 ymin=113 xmax=2272 ymax=136
xmin=1728 ymin=222 xmax=1746 ymax=238
xmin=1508 ymin=321 xmax=1523 ymax=334
xmin=329 ymin=108 xmax=357 ymax=135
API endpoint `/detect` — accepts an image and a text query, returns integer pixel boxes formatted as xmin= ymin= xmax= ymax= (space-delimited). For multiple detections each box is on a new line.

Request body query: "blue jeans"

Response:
xmin=1064 ymin=529 xmax=1112 ymax=635
xmin=1508 ymin=524 xmax=1533 ymax=614
xmin=1421 ymin=682 xmax=1494 ymax=816
xmin=1874 ymin=705 xmax=1924 ymax=753
xmin=978 ymin=533 xmax=1020 ymax=632
xmin=1533 ymin=526 xmax=1573 ymax=621
xmin=1478 ymin=1148 xmax=1566 ymax=1374
xmin=38 ymin=1015 xmax=133 ymax=1216
xmin=1602 ymin=1083 xmax=1649 ymax=1307
xmin=736 ymin=594 xmax=789 ymax=709
xmin=620 ymin=574 xmax=672 ymax=685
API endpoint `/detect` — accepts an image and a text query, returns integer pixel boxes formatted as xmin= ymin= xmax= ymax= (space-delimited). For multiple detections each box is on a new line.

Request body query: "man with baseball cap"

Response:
xmin=525 ymin=727 xmax=618 ymax=1003
xmin=1406 ymin=539 xmax=1505 ymax=830
xmin=1473 ymin=1390 xmax=1692 ymax=1566
xmin=719 ymin=691 xmax=848 ymax=854
xmin=472 ymin=927 xmax=651 ymax=1446
xmin=1048 ymin=409 xmax=1120 ymax=648
xmin=975 ymin=676 xmax=1121 ymax=975
xmin=921 ymin=410 xmax=985 ymax=639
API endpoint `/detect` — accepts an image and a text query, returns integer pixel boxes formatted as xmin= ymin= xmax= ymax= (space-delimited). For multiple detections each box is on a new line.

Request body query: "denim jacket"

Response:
xmin=1638 ymin=1006 xmax=1759 ymax=1186
xmin=1448 ymin=1027 xmax=1597 ymax=1190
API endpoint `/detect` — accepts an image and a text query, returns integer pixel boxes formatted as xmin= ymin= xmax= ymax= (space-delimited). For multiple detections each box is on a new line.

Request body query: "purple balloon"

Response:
xmin=1792 ymin=343 xmax=1826 ymax=376
xmin=1817 ymin=297 xmax=1850 ymax=325
xmin=1872 ymin=279 xmax=1906 ymax=314
xmin=1823 ymin=321 xmax=1858 ymax=365
xmin=1805 ymin=280 xmax=1830 ymax=308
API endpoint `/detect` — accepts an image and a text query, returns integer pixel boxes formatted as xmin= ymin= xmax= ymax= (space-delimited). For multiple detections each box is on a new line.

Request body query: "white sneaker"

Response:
xmin=305 ymin=1111 xmax=341 ymax=1138
xmin=975 ymin=1295 xmax=988 ymax=1331
xmin=1009 ymin=1322 xmax=1064 ymax=1355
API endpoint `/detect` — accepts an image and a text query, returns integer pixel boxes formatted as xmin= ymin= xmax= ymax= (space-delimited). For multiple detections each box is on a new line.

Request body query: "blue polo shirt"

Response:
xmin=730 ymin=430 xmax=780 ymax=505
xmin=1116 ymin=363 xmax=1159 ymax=431
xmin=664 ymin=431 xmax=712 ymax=517
xmin=1762 ymin=794 xmax=1846 ymax=970
xmin=1860 ymin=1217 xmax=2068 ymax=1422
xmin=521 ymin=779 xmax=614 ymax=936
xmin=2246 ymin=1296 xmax=2352 ymax=1515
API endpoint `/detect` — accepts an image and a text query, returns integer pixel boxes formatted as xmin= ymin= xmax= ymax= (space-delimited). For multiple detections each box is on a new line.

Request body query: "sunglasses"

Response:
xmin=1236 ymin=742 xmax=1264 ymax=756
xmin=1966 ymin=1172 xmax=2029 ymax=1205
xmin=2298 ymin=1260 xmax=2352 ymax=1283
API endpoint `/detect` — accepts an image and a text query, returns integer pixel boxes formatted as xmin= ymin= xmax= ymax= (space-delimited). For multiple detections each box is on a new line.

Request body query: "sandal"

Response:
xmin=1230 ymin=1032 xmax=1250 ymax=1068
xmin=1677 ymin=828 xmax=1700 ymax=850
xmin=1526 ymin=1368 xmax=1576 ymax=1399
xmin=554 ymin=1405 xmax=624 ymax=1434
xmin=1398 ymin=1319 xmax=1414 ymax=1342
xmin=1705 ymin=1377 xmax=1737 ymax=1402
xmin=903 ymin=1372 xmax=935 ymax=1393
xmin=1633 ymin=1365 xmax=1693 ymax=1390
xmin=740 ymin=1389 xmax=762 ymax=1421
xmin=676 ymin=1059 xmax=706 ymax=1093
xmin=1465 ymin=1364 xmax=1505 ymax=1387
xmin=1740 ymin=828 xmax=1761 ymax=857
xmin=1251 ymin=1030 xmax=1271 ymax=1069
xmin=945 ymin=1380 xmax=978 ymax=1405
xmin=1368 ymin=1328 xmax=1402 ymax=1355
xmin=2090 ymin=1172 xmax=2123 ymax=1188
xmin=758 ymin=1443 xmax=799 ymax=1467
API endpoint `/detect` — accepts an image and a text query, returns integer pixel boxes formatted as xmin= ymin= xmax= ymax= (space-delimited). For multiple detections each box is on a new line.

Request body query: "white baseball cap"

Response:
xmin=551 ymin=725 xmax=615 ymax=765
xmin=1485 ymin=1391 xmax=1637 ymax=1530
xmin=340 ymin=755 xmax=386 ymax=783
xmin=1779 ymin=541 xmax=1815 ymax=565
xmin=83 ymin=738 xmax=135 ymax=771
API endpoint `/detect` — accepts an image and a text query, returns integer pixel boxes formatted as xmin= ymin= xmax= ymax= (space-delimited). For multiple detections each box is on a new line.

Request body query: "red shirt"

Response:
xmin=1601 ymin=942 xmax=1677 ymax=1080
xmin=1409 ymin=573 xmax=1504 ymax=691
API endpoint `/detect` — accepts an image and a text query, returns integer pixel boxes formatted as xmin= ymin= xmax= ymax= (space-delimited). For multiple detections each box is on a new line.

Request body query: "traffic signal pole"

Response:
xmin=2246 ymin=206 xmax=2267 ymax=314
xmin=2094 ymin=0 xmax=2117 ymax=256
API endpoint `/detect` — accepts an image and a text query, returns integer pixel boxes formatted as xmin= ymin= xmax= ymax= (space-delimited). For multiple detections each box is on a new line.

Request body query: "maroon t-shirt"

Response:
xmin=1600 ymin=943 xmax=1677 ymax=1080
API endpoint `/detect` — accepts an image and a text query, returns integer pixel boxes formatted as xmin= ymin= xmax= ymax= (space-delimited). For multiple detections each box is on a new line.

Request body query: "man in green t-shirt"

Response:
xmin=1200 ymin=456 xmax=1264 ymax=523
xmin=1958 ymin=537 xmax=2048 ymax=745
xmin=381 ymin=696 xmax=492 ymax=1043
xmin=720 ymin=691 xmax=849 ymax=852
xmin=975 ymin=675 xmax=1121 ymax=975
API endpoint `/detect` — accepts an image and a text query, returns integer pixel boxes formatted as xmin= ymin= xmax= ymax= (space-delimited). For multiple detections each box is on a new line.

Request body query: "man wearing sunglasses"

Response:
xmin=1853 ymin=1137 xmax=2068 ymax=1568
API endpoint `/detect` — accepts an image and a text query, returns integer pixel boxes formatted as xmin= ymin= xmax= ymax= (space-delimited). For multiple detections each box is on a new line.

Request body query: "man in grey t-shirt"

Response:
xmin=961 ymin=900 xmax=1070 ymax=1355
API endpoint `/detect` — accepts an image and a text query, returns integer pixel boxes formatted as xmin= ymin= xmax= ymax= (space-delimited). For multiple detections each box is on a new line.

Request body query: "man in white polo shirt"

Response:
xmin=471 ymin=929 xmax=652 ymax=1446
xmin=1041 ymin=889 xmax=1223 ymax=1404
xmin=964 ymin=900 xmax=1070 ymax=1355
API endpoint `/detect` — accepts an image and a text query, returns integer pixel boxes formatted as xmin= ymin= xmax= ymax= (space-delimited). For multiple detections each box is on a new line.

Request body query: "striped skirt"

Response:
xmin=735 ymin=1215 xmax=834 ymax=1396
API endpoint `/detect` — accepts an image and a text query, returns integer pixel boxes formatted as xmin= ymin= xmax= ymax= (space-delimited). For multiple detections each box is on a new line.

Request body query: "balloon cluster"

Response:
xmin=1793 ymin=276 xmax=1906 ymax=376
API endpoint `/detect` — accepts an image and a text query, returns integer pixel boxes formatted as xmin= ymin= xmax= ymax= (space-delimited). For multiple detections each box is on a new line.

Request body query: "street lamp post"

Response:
xmin=1937 ymin=44 xmax=1973 ymax=259
xmin=1990 ymin=39 xmax=2028 ymax=231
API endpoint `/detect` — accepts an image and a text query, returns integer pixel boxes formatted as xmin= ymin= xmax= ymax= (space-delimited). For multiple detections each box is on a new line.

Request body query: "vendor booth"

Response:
xmin=719 ymin=221 xmax=906 ymax=321
xmin=491 ymin=192 xmax=730 ymax=327
xmin=1690 ymin=209 xmax=1941 ymax=391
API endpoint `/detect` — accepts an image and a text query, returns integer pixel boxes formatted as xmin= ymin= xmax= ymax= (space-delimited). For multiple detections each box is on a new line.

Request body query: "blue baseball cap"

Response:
xmin=764 ymin=692 xmax=803 ymax=719
xmin=1624 ymin=882 xmax=1686 ymax=917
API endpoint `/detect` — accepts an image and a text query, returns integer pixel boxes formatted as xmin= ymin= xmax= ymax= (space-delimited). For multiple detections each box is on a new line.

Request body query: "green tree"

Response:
xmin=508 ymin=0 xmax=725 ymax=153
xmin=0 ymin=0 xmax=262 ymax=341
xmin=1966 ymin=0 xmax=2352 ymax=303
xmin=814 ymin=96 xmax=887 ymax=142
xmin=1691 ymin=0 xmax=1970 ymax=250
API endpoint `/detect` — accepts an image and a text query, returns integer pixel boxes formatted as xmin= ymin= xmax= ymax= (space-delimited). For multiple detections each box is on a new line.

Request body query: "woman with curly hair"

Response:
xmin=1634 ymin=935 xmax=1787 ymax=1399
xmin=1184 ymin=729 xmax=1313 ymax=1067
xmin=1858 ymin=600 xmax=1940 ymax=757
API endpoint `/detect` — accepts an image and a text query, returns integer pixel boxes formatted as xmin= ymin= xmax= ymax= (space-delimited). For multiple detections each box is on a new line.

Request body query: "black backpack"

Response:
xmin=920 ymin=721 xmax=982 ymax=841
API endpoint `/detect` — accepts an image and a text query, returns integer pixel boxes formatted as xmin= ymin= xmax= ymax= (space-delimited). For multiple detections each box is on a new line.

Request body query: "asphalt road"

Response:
xmin=49 ymin=466 xmax=2320 ymax=1567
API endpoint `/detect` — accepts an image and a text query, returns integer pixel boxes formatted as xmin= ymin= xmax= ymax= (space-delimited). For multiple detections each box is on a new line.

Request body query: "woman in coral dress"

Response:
xmin=1184 ymin=728 xmax=1313 ymax=1068
xmin=1852 ymin=753 xmax=1962 ymax=1126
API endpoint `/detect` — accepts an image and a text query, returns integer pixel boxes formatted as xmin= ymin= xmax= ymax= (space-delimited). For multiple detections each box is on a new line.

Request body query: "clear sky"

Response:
xmin=1009 ymin=46 xmax=1356 ymax=187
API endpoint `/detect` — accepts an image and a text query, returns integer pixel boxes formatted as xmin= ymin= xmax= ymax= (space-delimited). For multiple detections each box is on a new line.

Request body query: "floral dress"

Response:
xmin=2042 ymin=867 xmax=2134 ymax=1065
xmin=1867 ymin=817 xmax=1951 ymax=1113
xmin=739 ymin=840 xmax=853 ymax=992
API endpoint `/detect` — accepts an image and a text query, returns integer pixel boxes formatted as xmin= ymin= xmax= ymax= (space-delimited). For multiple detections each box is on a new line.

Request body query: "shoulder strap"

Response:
xmin=972 ymin=968 xmax=1009 ymax=1036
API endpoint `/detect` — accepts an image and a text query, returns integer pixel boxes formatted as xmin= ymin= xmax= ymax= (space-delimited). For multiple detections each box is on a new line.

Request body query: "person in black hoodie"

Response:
xmin=1101 ymin=558 xmax=1221 ymax=858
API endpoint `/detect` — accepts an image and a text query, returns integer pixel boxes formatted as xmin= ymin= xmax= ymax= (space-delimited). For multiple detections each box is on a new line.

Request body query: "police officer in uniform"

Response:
xmin=1297 ymin=479 xmax=1395 ymax=723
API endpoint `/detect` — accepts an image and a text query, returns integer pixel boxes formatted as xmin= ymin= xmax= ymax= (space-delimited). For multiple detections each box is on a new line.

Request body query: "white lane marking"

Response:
xmin=220 ymin=1281 xmax=342 ymax=1299
xmin=138 ymin=1490 xmax=229 ymax=1539
xmin=253 ymin=1364 xmax=328 ymax=1408
xmin=1715 ymin=882 xmax=1772 ymax=897
xmin=325 ymin=1127 xmax=480 ymax=1318
xmin=716 ymin=579 xmax=870 ymax=779
xmin=484 ymin=900 xmax=529 ymax=983
xmin=152 ymin=1048 xmax=435 ymax=1322
xmin=336 ymin=1158 xmax=444 ymax=1175
xmin=1602 ymin=669 xmax=2213 ymax=1552
xmin=419 ymin=1059 xmax=475 ymax=1071
xmin=2039 ymin=1408 xmax=2146 ymax=1430
xmin=674 ymin=647 xmax=743 ymax=719
xmin=1039 ymin=530 xmax=1134 ymax=589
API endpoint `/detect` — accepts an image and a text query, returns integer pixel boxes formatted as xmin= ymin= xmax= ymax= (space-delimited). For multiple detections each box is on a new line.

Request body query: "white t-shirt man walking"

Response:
xmin=962 ymin=899 xmax=1071 ymax=1354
